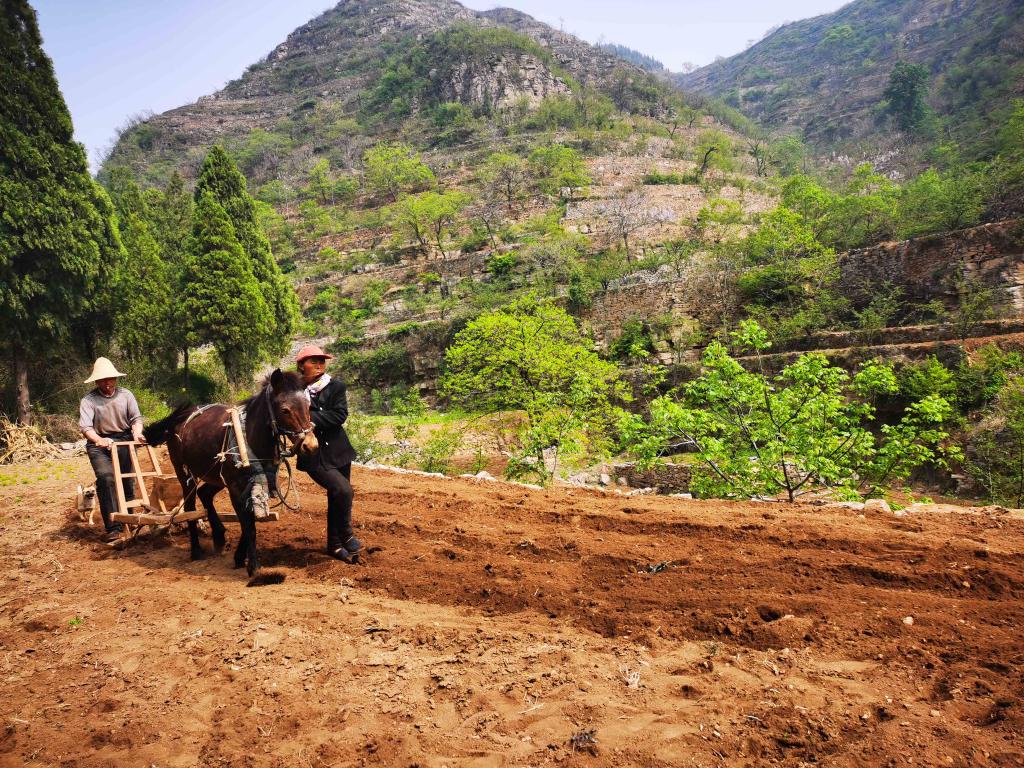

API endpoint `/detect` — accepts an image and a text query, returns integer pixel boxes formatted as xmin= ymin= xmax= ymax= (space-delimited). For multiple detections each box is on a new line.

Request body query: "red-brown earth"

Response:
xmin=1 ymin=457 xmax=1022 ymax=767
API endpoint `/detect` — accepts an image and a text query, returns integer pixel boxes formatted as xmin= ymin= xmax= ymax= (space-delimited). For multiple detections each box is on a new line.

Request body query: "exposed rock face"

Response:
xmin=440 ymin=52 xmax=571 ymax=109
xmin=838 ymin=219 xmax=1024 ymax=314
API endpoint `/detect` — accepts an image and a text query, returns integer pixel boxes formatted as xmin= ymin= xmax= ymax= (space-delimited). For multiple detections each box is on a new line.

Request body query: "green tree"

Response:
xmin=114 ymin=210 xmax=174 ymax=366
xmin=179 ymin=192 xmax=272 ymax=384
xmin=622 ymin=321 xmax=959 ymax=501
xmin=480 ymin=152 xmax=528 ymax=210
xmin=0 ymin=0 xmax=124 ymax=423
xmin=883 ymin=61 xmax=931 ymax=134
xmin=968 ymin=376 xmax=1024 ymax=507
xmin=194 ymin=145 xmax=298 ymax=360
xmin=106 ymin=178 xmax=176 ymax=367
xmin=441 ymin=298 xmax=625 ymax=482
xmin=390 ymin=190 xmax=469 ymax=258
xmin=528 ymin=145 xmax=591 ymax=200
xmin=363 ymin=141 xmax=435 ymax=201
xmin=896 ymin=167 xmax=986 ymax=238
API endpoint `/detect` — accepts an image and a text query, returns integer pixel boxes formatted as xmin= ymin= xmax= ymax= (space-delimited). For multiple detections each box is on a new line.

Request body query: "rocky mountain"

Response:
xmin=101 ymin=0 xmax=663 ymax=185
xmin=674 ymin=0 xmax=1024 ymax=155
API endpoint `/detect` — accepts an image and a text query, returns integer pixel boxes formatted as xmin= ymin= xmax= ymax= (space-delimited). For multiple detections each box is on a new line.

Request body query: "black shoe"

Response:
xmin=102 ymin=528 xmax=121 ymax=543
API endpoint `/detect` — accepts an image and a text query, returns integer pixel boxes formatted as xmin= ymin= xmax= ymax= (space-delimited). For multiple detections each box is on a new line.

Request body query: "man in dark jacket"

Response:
xmin=295 ymin=345 xmax=360 ymax=561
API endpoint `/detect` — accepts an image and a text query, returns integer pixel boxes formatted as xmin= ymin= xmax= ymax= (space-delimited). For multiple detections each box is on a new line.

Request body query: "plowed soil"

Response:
xmin=1 ymin=458 xmax=1023 ymax=767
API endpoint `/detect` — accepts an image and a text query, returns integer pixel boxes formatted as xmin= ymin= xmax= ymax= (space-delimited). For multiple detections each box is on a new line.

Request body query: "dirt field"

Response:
xmin=1 ymin=457 xmax=1022 ymax=767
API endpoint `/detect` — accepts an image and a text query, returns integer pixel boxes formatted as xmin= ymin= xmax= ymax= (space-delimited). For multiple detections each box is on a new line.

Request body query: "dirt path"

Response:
xmin=1 ymin=458 xmax=1022 ymax=767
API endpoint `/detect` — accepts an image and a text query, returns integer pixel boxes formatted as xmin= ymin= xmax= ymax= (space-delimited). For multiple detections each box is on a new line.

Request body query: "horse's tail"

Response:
xmin=144 ymin=402 xmax=194 ymax=446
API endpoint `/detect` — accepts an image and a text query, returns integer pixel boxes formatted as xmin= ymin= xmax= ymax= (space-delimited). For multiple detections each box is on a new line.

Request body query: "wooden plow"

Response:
xmin=98 ymin=436 xmax=287 ymax=547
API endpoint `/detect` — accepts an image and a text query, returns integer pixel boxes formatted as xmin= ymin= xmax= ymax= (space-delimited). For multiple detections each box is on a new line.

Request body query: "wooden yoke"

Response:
xmin=227 ymin=408 xmax=251 ymax=468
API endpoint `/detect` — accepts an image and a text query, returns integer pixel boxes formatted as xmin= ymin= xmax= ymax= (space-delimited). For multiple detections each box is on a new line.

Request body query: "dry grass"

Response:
xmin=0 ymin=416 xmax=62 ymax=465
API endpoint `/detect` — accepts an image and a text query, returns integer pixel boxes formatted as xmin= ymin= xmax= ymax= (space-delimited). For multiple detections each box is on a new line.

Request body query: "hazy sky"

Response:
xmin=33 ymin=0 xmax=849 ymax=169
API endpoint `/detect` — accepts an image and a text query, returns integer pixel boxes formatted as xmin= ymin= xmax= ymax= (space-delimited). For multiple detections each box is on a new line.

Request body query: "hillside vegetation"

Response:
xmin=9 ymin=0 xmax=1024 ymax=504
xmin=676 ymin=0 xmax=1024 ymax=165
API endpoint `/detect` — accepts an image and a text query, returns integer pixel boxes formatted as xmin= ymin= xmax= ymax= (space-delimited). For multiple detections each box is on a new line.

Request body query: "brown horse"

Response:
xmin=144 ymin=370 xmax=317 ymax=576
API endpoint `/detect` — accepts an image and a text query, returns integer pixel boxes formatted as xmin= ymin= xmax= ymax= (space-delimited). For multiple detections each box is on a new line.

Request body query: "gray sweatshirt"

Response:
xmin=79 ymin=388 xmax=143 ymax=436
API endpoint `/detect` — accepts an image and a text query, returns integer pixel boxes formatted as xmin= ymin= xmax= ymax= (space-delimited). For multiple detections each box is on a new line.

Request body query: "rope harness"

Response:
xmin=174 ymin=398 xmax=310 ymax=514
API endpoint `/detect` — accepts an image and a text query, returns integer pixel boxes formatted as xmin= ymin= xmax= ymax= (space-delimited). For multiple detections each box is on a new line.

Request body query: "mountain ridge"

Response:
xmin=674 ymin=0 xmax=1024 ymax=156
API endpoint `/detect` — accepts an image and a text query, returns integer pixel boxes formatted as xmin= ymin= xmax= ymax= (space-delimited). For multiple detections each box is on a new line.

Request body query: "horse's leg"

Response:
xmin=198 ymin=485 xmax=226 ymax=554
xmin=230 ymin=491 xmax=259 ymax=576
xmin=173 ymin=465 xmax=205 ymax=561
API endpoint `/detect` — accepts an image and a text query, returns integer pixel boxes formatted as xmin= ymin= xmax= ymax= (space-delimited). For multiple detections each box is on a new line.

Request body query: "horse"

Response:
xmin=144 ymin=369 xmax=317 ymax=576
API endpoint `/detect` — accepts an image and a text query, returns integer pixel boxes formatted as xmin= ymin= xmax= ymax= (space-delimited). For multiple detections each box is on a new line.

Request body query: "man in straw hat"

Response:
xmin=294 ymin=345 xmax=360 ymax=562
xmin=79 ymin=357 xmax=146 ymax=542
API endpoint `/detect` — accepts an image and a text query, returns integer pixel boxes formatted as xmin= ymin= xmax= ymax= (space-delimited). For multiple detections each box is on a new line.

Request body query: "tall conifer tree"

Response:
xmin=179 ymin=192 xmax=271 ymax=384
xmin=107 ymin=178 xmax=175 ymax=367
xmin=194 ymin=146 xmax=298 ymax=360
xmin=0 ymin=0 xmax=123 ymax=423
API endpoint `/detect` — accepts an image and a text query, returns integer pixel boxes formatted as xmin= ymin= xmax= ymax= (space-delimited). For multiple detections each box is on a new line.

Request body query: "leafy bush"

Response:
xmin=621 ymin=321 xmax=960 ymax=501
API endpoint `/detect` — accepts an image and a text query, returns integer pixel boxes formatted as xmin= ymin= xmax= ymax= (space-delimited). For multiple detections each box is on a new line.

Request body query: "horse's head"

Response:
xmin=268 ymin=369 xmax=319 ymax=457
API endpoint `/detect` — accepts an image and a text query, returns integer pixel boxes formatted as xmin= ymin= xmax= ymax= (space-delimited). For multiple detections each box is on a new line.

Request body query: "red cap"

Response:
xmin=295 ymin=344 xmax=334 ymax=364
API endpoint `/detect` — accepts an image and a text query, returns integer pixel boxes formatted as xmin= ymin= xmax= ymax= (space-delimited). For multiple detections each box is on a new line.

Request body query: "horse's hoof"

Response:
xmin=233 ymin=557 xmax=245 ymax=569
xmin=190 ymin=549 xmax=205 ymax=562
xmin=247 ymin=562 xmax=258 ymax=578
xmin=213 ymin=538 xmax=226 ymax=554
xmin=327 ymin=546 xmax=355 ymax=564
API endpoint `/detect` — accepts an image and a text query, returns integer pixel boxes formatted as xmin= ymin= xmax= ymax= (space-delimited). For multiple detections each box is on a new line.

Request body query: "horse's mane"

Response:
xmin=241 ymin=370 xmax=306 ymax=409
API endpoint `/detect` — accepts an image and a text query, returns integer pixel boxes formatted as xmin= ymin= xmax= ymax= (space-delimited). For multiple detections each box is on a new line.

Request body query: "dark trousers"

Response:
xmin=86 ymin=432 xmax=136 ymax=533
xmin=304 ymin=460 xmax=354 ymax=550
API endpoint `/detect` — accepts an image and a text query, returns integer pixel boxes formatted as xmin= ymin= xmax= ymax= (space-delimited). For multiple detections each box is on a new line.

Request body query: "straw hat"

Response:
xmin=295 ymin=344 xmax=334 ymax=364
xmin=84 ymin=357 xmax=126 ymax=383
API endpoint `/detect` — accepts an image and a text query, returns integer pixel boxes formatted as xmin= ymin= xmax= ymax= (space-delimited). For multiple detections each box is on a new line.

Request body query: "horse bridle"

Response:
xmin=264 ymin=385 xmax=314 ymax=457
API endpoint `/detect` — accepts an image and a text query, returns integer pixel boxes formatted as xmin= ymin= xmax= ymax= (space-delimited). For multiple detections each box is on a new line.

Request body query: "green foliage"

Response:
xmin=0 ymin=0 xmax=124 ymax=419
xmin=111 ymin=191 xmax=175 ymax=367
xmin=896 ymin=168 xmax=986 ymax=238
xmin=610 ymin=318 xmax=655 ymax=362
xmin=528 ymin=144 xmax=591 ymax=199
xmin=420 ymin=425 xmax=463 ymax=474
xmin=480 ymin=152 xmax=528 ymax=208
xmin=693 ymin=129 xmax=736 ymax=177
xmin=441 ymin=297 xmax=625 ymax=482
xmin=486 ymin=252 xmax=518 ymax=278
xmin=967 ymin=376 xmax=1024 ymax=507
xmin=643 ymin=170 xmax=694 ymax=185
xmin=525 ymin=91 xmax=615 ymax=131
xmin=883 ymin=61 xmax=932 ymax=134
xmin=621 ymin=322 xmax=959 ymax=501
xmin=363 ymin=141 xmax=435 ymax=201
xmin=898 ymin=356 xmax=959 ymax=409
xmin=390 ymin=190 xmax=469 ymax=257
xmin=179 ymin=192 xmax=271 ymax=383
xmin=737 ymin=208 xmax=841 ymax=340
xmin=194 ymin=146 xmax=298 ymax=361
xmin=431 ymin=102 xmax=479 ymax=147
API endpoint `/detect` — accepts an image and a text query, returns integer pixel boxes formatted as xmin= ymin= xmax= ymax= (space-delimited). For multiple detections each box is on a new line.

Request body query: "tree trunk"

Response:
xmin=13 ymin=344 xmax=31 ymax=425
xmin=183 ymin=347 xmax=190 ymax=397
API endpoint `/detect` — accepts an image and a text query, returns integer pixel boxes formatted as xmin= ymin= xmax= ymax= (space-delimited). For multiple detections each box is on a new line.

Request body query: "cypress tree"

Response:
xmin=179 ymin=192 xmax=271 ymax=384
xmin=108 ymin=179 xmax=174 ymax=367
xmin=0 ymin=0 xmax=123 ymax=423
xmin=194 ymin=146 xmax=298 ymax=360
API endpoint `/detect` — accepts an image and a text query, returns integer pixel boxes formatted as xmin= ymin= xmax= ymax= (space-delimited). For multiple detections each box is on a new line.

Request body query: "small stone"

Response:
xmin=930 ymin=709 xmax=941 ymax=717
xmin=600 ymin=473 xmax=611 ymax=485
xmin=864 ymin=498 xmax=891 ymax=513
xmin=903 ymin=616 xmax=914 ymax=626
xmin=961 ymin=581 xmax=971 ymax=589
